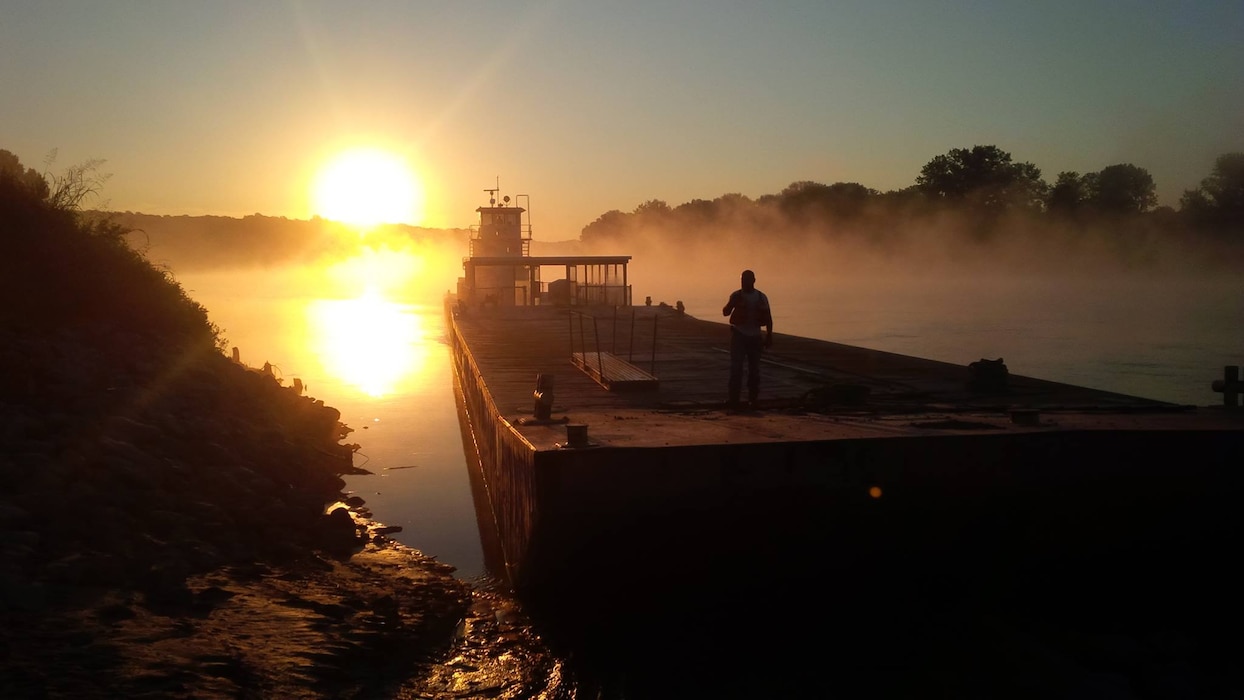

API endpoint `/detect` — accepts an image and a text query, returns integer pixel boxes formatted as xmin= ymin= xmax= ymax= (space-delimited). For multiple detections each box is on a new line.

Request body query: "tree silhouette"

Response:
xmin=581 ymin=209 xmax=631 ymax=244
xmin=916 ymin=145 xmax=1047 ymax=213
xmin=1085 ymin=163 xmax=1156 ymax=215
xmin=1047 ymin=171 xmax=1088 ymax=214
xmin=630 ymin=199 xmax=671 ymax=235
xmin=672 ymin=198 xmax=717 ymax=227
xmin=775 ymin=181 xmax=835 ymax=226
xmin=633 ymin=199 xmax=672 ymax=220
xmin=1181 ymin=153 xmax=1244 ymax=231
xmin=0 ymin=148 xmax=51 ymax=201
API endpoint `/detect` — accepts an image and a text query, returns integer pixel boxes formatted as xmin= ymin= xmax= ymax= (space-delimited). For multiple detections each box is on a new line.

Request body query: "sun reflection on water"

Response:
xmin=307 ymin=286 xmax=428 ymax=397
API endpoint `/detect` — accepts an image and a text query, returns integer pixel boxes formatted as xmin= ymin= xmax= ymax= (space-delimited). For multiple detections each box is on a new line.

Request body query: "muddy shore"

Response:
xmin=0 ymin=328 xmax=570 ymax=698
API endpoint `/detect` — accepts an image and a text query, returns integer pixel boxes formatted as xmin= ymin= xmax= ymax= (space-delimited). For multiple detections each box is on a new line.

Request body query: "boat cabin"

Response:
xmin=458 ymin=187 xmax=632 ymax=307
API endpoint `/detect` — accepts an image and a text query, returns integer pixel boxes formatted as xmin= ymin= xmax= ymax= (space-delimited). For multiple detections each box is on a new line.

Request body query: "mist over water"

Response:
xmin=578 ymin=222 xmax=1243 ymax=406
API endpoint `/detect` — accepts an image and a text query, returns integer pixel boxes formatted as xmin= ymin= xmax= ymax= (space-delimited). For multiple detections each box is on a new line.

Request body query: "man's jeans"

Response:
xmin=728 ymin=329 xmax=763 ymax=404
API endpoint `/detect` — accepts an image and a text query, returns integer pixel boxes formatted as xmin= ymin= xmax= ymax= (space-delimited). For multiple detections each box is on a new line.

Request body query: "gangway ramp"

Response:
xmin=571 ymin=351 xmax=659 ymax=391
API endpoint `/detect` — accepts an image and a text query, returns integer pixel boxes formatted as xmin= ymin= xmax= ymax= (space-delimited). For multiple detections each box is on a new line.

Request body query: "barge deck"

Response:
xmin=449 ymin=302 xmax=1244 ymax=594
xmin=455 ymin=303 xmax=1235 ymax=448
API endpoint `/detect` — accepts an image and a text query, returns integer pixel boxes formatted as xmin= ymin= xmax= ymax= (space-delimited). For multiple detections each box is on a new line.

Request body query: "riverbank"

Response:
xmin=0 ymin=328 xmax=569 ymax=698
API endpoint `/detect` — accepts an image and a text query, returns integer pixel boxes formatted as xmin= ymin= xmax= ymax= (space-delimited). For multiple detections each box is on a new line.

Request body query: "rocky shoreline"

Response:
xmin=0 ymin=328 xmax=570 ymax=698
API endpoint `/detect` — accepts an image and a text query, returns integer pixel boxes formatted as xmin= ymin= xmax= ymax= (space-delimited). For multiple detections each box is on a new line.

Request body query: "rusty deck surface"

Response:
xmin=449 ymin=304 xmax=1242 ymax=451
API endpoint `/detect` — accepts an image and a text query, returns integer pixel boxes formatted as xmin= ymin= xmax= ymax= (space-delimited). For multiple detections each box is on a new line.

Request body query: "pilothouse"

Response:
xmin=457 ymin=183 xmax=633 ymax=308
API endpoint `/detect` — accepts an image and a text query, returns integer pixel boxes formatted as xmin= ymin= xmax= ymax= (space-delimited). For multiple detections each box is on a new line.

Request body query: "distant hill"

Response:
xmin=100 ymin=212 xmax=471 ymax=272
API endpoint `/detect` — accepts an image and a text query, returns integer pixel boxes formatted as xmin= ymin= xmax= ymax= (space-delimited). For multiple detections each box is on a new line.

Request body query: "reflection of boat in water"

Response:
xmin=448 ymin=186 xmax=1244 ymax=696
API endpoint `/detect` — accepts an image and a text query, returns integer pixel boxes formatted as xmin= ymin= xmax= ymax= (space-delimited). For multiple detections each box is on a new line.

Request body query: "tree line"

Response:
xmin=580 ymin=146 xmax=1244 ymax=248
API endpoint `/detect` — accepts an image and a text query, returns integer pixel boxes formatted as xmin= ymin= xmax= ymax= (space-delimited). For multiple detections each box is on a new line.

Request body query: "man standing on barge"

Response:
xmin=722 ymin=269 xmax=773 ymax=410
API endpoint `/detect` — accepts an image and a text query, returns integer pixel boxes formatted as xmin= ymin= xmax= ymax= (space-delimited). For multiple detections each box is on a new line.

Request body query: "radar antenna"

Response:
xmin=484 ymin=176 xmax=500 ymax=206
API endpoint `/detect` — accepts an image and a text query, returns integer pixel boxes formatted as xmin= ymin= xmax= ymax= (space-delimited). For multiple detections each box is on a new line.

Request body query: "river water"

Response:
xmin=180 ymin=255 xmax=1242 ymax=584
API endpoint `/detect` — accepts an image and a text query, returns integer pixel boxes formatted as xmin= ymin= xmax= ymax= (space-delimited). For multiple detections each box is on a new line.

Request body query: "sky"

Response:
xmin=2 ymin=0 xmax=1241 ymax=239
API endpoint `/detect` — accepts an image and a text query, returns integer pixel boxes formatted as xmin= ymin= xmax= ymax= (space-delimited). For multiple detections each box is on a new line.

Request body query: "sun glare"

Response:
xmin=312 ymin=149 xmax=425 ymax=228
xmin=325 ymin=247 xmax=427 ymax=297
xmin=308 ymin=287 xmax=427 ymax=397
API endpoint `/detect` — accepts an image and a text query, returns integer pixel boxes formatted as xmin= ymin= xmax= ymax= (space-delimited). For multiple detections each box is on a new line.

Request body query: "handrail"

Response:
xmin=569 ymin=307 xmax=660 ymax=384
xmin=593 ymin=315 xmax=604 ymax=380
xmin=577 ymin=311 xmax=586 ymax=366
xmin=650 ymin=313 xmax=658 ymax=376
xmin=629 ymin=307 xmax=636 ymax=362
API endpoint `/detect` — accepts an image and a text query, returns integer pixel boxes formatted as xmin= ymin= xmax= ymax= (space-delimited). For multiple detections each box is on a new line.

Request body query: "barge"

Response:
xmin=448 ymin=189 xmax=1244 ymax=610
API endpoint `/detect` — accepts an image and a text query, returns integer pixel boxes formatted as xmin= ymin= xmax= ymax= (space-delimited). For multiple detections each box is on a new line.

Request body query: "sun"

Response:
xmin=312 ymin=149 xmax=425 ymax=227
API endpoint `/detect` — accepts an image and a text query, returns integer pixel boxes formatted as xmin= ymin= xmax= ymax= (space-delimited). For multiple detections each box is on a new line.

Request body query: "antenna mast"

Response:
xmin=484 ymin=176 xmax=500 ymax=206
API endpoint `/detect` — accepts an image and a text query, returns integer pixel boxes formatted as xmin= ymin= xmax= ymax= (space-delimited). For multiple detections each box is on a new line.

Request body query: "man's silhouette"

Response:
xmin=722 ymin=269 xmax=773 ymax=409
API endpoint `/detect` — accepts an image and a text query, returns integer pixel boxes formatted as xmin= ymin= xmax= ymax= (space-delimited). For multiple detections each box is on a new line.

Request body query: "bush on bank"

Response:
xmin=1 ymin=151 xmax=222 ymax=352
xmin=0 ymin=150 xmax=365 ymax=599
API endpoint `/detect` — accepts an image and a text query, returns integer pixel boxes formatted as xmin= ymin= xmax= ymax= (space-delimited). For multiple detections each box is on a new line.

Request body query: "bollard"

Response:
xmin=1212 ymin=365 xmax=1241 ymax=407
xmin=534 ymin=374 xmax=555 ymax=421
xmin=566 ymin=424 xmax=589 ymax=448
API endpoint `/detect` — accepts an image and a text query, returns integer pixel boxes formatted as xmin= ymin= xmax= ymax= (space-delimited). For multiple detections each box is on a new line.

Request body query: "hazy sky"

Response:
xmin=3 ymin=1 xmax=1241 ymax=238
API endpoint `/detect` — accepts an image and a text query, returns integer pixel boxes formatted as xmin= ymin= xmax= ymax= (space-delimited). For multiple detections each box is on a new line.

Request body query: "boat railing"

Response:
xmin=568 ymin=306 xmax=658 ymax=380
xmin=464 ymin=281 xmax=632 ymax=308
xmin=569 ymin=310 xmax=607 ymax=383
xmin=470 ymin=285 xmax=530 ymax=307
xmin=575 ymin=283 xmax=631 ymax=307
